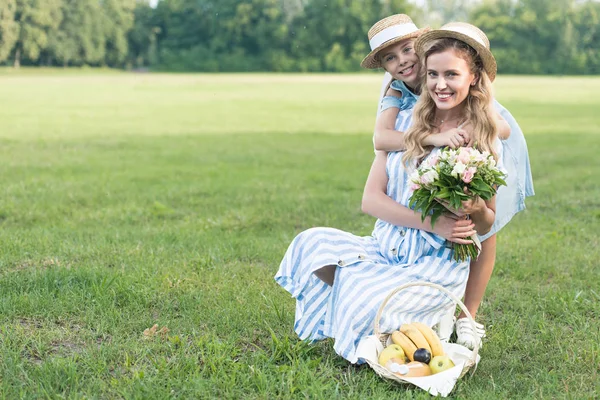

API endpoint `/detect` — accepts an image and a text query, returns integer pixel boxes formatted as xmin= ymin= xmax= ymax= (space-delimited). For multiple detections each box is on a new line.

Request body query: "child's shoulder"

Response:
xmin=386 ymin=80 xmax=406 ymax=98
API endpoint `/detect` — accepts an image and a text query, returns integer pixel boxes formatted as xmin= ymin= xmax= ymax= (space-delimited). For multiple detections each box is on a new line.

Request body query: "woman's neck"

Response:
xmin=435 ymin=105 xmax=466 ymax=126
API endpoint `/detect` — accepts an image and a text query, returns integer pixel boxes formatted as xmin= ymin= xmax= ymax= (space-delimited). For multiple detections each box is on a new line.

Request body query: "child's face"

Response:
xmin=379 ymin=39 xmax=420 ymax=88
xmin=425 ymin=48 xmax=476 ymax=113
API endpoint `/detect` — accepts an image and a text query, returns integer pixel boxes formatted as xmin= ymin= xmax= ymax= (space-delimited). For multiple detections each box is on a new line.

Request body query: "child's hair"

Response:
xmin=403 ymin=38 xmax=497 ymax=164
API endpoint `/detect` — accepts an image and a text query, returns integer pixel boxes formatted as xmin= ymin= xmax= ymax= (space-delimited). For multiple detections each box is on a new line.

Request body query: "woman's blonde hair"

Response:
xmin=403 ymin=38 xmax=498 ymax=165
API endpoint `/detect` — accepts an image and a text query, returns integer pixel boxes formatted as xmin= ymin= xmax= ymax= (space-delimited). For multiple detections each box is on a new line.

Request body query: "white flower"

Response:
xmin=474 ymin=150 xmax=487 ymax=163
xmin=420 ymin=169 xmax=439 ymax=185
xmin=440 ymin=148 xmax=454 ymax=161
xmin=451 ymin=161 xmax=467 ymax=177
xmin=410 ymin=169 xmax=421 ymax=184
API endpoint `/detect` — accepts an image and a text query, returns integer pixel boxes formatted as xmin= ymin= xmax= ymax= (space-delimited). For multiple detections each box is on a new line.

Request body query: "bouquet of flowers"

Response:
xmin=409 ymin=146 xmax=507 ymax=261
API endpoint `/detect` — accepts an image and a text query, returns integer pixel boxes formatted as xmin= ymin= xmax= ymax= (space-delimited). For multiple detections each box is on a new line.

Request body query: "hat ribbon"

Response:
xmin=369 ymin=23 xmax=419 ymax=51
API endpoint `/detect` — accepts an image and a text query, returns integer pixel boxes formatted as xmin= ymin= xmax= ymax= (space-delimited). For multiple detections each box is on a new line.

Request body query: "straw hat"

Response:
xmin=361 ymin=14 xmax=430 ymax=69
xmin=414 ymin=22 xmax=497 ymax=81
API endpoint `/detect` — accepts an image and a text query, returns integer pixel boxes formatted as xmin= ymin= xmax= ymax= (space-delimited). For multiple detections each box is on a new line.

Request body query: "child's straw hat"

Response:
xmin=415 ymin=22 xmax=497 ymax=82
xmin=361 ymin=14 xmax=430 ymax=69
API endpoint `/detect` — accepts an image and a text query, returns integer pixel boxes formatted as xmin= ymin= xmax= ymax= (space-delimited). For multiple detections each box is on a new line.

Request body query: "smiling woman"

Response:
xmin=426 ymin=49 xmax=477 ymax=115
xmin=274 ymin=21 xmax=508 ymax=365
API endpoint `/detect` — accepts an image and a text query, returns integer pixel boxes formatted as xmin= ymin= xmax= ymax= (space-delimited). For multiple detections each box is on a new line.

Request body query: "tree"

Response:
xmin=47 ymin=0 xmax=105 ymax=66
xmin=0 ymin=0 xmax=19 ymax=63
xmin=419 ymin=0 xmax=481 ymax=27
xmin=289 ymin=0 xmax=415 ymax=72
xmin=572 ymin=0 xmax=600 ymax=74
xmin=102 ymin=0 xmax=136 ymax=66
xmin=128 ymin=1 xmax=156 ymax=68
xmin=13 ymin=0 xmax=63 ymax=67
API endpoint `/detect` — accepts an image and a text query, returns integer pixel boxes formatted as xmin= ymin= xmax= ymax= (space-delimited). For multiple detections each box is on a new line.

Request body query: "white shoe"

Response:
xmin=455 ymin=317 xmax=486 ymax=350
xmin=434 ymin=309 xmax=455 ymax=343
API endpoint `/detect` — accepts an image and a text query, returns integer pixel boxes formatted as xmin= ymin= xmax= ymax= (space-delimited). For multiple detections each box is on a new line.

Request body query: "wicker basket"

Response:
xmin=356 ymin=281 xmax=481 ymax=397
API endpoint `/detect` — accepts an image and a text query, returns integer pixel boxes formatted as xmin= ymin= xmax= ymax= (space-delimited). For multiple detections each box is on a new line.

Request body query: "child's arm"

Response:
xmin=497 ymin=113 xmax=510 ymax=140
xmin=374 ymin=88 xmax=470 ymax=151
xmin=373 ymin=88 xmax=406 ymax=151
xmin=424 ymin=129 xmax=470 ymax=149
xmin=463 ymin=195 xmax=496 ymax=236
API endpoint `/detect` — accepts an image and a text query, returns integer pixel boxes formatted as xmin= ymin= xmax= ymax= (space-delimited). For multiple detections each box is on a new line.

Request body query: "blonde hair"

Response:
xmin=403 ymin=38 xmax=498 ymax=165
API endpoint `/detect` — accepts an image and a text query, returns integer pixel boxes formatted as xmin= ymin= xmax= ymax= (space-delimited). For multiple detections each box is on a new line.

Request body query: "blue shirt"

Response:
xmin=378 ymin=80 xmax=419 ymax=115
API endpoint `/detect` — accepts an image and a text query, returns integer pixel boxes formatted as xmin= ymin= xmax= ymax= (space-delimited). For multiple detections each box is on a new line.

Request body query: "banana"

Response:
xmin=400 ymin=323 xmax=432 ymax=354
xmin=411 ymin=321 xmax=445 ymax=357
xmin=391 ymin=330 xmax=418 ymax=361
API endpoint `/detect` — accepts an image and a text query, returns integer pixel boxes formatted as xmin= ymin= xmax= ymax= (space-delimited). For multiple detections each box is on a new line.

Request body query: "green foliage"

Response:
xmin=14 ymin=0 xmax=63 ymax=66
xmin=0 ymin=0 xmax=19 ymax=63
xmin=471 ymin=0 xmax=600 ymax=75
xmin=47 ymin=0 xmax=105 ymax=66
xmin=1 ymin=0 xmax=600 ymax=71
xmin=2 ymin=0 xmax=135 ymax=67
xmin=101 ymin=0 xmax=136 ymax=66
xmin=127 ymin=2 xmax=155 ymax=68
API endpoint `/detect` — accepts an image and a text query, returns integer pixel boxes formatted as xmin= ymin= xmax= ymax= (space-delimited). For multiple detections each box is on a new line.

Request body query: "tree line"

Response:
xmin=0 ymin=0 xmax=598 ymax=74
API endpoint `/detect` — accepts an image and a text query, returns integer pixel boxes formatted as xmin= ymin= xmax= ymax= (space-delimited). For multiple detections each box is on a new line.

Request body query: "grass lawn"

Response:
xmin=0 ymin=71 xmax=598 ymax=399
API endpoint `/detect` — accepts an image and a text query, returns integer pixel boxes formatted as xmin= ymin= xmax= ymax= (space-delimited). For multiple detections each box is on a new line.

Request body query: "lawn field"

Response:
xmin=0 ymin=71 xmax=598 ymax=399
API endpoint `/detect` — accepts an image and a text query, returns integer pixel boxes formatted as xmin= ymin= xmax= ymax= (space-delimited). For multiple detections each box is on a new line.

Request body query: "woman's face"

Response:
xmin=379 ymin=38 xmax=420 ymax=89
xmin=425 ymin=48 xmax=476 ymax=112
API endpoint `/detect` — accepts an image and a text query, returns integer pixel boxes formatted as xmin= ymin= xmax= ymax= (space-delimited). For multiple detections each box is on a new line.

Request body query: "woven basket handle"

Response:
xmin=373 ymin=281 xmax=479 ymax=367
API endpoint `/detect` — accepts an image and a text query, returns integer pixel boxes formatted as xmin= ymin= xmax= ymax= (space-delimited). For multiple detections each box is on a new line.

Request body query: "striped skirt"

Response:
xmin=275 ymin=226 xmax=469 ymax=363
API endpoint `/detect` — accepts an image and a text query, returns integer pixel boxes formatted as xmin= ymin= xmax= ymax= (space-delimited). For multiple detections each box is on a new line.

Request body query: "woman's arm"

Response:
xmin=361 ymin=152 xmax=477 ymax=244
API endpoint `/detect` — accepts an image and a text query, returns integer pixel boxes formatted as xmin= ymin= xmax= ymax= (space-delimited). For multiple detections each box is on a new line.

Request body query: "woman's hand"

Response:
xmin=425 ymin=128 xmax=470 ymax=149
xmin=432 ymin=214 xmax=476 ymax=244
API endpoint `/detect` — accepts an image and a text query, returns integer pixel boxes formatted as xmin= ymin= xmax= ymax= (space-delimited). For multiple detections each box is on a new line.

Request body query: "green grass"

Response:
xmin=0 ymin=71 xmax=598 ymax=399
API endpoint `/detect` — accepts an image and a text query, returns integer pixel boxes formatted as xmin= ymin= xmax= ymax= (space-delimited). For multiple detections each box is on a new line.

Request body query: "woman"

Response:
xmin=370 ymin=21 xmax=534 ymax=349
xmin=275 ymin=23 xmax=504 ymax=363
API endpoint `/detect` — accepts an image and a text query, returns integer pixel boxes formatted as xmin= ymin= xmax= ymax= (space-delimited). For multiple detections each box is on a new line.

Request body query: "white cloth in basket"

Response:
xmin=356 ymin=335 xmax=480 ymax=397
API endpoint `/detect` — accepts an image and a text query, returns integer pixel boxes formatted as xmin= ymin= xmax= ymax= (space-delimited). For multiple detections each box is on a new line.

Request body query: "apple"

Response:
xmin=378 ymin=344 xmax=405 ymax=366
xmin=405 ymin=361 xmax=432 ymax=377
xmin=429 ymin=355 xmax=455 ymax=374
xmin=413 ymin=348 xmax=431 ymax=364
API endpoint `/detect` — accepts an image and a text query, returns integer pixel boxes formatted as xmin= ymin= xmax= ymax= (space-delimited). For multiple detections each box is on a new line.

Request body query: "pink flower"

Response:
xmin=457 ymin=147 xmax=471 ymax=165
xmin=462 ymin=166 xmax=477 ymax=183
xmin=427 ymin=154 xmax=440 ymax=167
xmin=410 ymin=183 xmax=421 ymax=191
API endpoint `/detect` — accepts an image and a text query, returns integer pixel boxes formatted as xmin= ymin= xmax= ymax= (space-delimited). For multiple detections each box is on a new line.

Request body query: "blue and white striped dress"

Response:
xmin=275 ymin=110 xmax=470 ymax=363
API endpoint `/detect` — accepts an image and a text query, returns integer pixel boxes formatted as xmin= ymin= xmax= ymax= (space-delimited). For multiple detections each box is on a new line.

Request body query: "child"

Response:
xmin=275 ymin=22 xmax=502 ymax=364
xmin=362 ymin=17 xmax=534 ymax=349
xmin=362 ymin=14 xmax=510 ymax=151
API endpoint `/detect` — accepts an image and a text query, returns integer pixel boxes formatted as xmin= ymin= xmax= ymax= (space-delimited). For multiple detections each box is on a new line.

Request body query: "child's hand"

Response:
xmin=436 ymin=187 xmax=485 ymax=217
xmin=432 ymin=214 xmax=476 ymax=244
xmin=427 ymin=128 xmax=470 ymax=149
xmin=460 ymin=194 xmax=486 ymax=215
xmin=458 ymin=122 xmax=475 ymax=147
